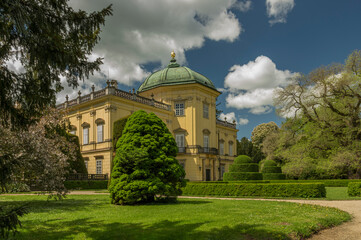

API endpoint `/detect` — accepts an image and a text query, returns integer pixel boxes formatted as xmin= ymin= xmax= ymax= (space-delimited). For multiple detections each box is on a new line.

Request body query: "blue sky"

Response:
xmin=56 ymin=0 xmax=361 ymax=139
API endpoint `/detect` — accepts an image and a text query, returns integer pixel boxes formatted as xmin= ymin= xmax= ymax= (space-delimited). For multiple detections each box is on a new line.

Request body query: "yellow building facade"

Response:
xmin=58 ymin=55 xmax=238 ymax=181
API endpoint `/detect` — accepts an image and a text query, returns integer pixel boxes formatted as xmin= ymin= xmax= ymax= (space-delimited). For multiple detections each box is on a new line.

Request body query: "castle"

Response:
xmin=57 ymin=53 xmax=238 ymax=181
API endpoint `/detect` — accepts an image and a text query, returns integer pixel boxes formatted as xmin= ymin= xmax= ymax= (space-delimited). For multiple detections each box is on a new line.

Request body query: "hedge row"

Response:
xmin=348 ymin=183 xmax=361 ymax=197
xmin=263 ymin=173 xmax=286 ymax=180
xmin=229 ymin=164 xmax=259 ymax=173
xmin=64 ymin=180 xmax=108 ymax=190
xmin=189 ymin=180 xmax=270 ymax=184
xmin=262 ymin=166 xmax=282 ymax=173
xmin=182 ymin=183 xmax=326 ymax=198
xmin=269 ymin=179 xmax=361 ymax=187
xmin=223 ymin=172 xmax=263 ymax=181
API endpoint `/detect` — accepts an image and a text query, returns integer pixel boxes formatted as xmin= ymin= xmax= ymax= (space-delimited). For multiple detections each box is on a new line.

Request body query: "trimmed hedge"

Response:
xmin=182 ymin=183 xmax=326 ymax=198
xmin=263 ymin=173 xmax=286 ymax=180
xmin=229 ymin=164 xmax=259 ymax=173
xmin=64 ymin=180 xmax=108 ymax=190
xmin=269 ymin=179 xmax=361 ymax=187
xmin=262 ymin=166 xmax=282 ymax=173
xmin=348 ymin=182 xmax=361 ymax=197
xmin=234 ymin=155 xmax=253 ymax=164
xmin=189 ymin=180 xmax=270 ymax=184
xmin=223 ymin=172 xmax=263 ymax=181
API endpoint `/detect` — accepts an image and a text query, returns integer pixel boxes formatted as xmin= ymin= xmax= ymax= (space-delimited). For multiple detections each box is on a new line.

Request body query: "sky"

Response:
xmin=53 ymin=0 xmax=361 ymax=139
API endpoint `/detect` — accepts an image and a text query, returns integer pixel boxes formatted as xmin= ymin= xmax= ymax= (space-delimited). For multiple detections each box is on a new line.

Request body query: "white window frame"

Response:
xmin=203 ymin=135 xmax=209 ymax=153
xmin=221 ymin=165 xmax=226 ymax=179
xmin=203 ymin=103 xmax=209 ymax=119
xmin=96 ymin=159 xmax=102 ymax=174
xmin=85 ymin=161 xmax=88 ymax=170
xmin=229 ymin=142 xmax=233 ymax=156
xmin=220 ymin=141 xmax=224 ymax=155
xmin=97 ymin=124 xmax=104 ymax=143
xmin=175 ymin=102 xmax=185 ymax=116
xmin=175 ymin=134 xmax=185 ymax=148
xmin=83 ymin=127 xmax=89 ymax=145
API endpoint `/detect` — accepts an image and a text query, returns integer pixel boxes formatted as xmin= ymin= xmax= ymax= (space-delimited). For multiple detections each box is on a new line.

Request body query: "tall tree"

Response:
xmin=237 ymin=137 xmax=264 ymax=163
xmin=109 ymin=110 xmax=186 ymax=205
xmin=0 ymin=0 xmax=112 ymax=128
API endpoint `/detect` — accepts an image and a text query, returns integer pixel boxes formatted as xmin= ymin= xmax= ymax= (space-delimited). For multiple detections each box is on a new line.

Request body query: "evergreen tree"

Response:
xmin=109 ymin=110 xmax=186 ymax=205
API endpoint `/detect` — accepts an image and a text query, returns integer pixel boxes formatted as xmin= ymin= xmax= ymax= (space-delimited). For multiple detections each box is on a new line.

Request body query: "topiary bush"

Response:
xmin=112 ymin=116 xmax=129 ymax=151
xmin=109 ymin=110 xmax=186 ymax=205
xmin=223 ymin=155 xmax=262 ymax=181
xmin=261 ymin=160 xmax=285 ymax=180
xmin=348 ymin=182 xmax=361 ymax=197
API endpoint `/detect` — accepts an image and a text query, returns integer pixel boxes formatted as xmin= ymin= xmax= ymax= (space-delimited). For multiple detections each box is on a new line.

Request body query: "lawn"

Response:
xmin=0 ymin=194 xmax=350 ymax=240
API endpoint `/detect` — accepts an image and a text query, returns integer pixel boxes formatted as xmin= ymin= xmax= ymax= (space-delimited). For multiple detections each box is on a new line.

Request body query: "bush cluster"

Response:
xmin=182 ymin=183 xmax=326 ymax=198
xmin=64 ymin=180 xmax=108 ymax=190
xmin=348 ymin=182 xmax=361 ymax=196
xmin=223 ymin=155 xmax=262 ymax=181
xmin=261 ymin=160 xmax=285 ymax=180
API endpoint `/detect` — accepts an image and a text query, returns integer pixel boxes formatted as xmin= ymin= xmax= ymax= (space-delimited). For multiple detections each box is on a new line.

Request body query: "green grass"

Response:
xmin=0 ymin=195 xmax=350 ymax=240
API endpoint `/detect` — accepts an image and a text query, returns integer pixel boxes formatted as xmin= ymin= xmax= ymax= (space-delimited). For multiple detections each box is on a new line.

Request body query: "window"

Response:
xmin=220 ymin=165 xmax=226 ymax=179
xmin=203 ymin=135 xmax=209 ymax=153
xmin=219 ymin=141 xmax=224 ymax=155
xmin=70 ymin=130 xmax=76 ymax=135
xmin=69 ymin=125 xmax=77 ymax=135
xmin=83 ymin=127 xmax=89 ymax=145
xmin=175 ymin=134 xmax=185 ymax=152
xmin=229 ymin=141 xmax=233 ymax=156
xmin=97 ymin=124 xmax=104 ymax=142
xmin=85 ymin=161 xmax=88 ymax=170
xmin=203 ymin=103 xmax=209 ymax=119
xmin=96 ymin=159 xmax=102 ymax=174
xmin=175 ymin=102 xmax=184 ymax=116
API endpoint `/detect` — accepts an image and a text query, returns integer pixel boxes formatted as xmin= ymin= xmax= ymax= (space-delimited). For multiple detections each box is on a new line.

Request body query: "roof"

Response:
xmin=137 ymin=58 xmax=218 ymax=93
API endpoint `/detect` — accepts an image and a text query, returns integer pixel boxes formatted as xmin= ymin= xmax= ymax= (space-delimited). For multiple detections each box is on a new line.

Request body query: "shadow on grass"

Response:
xmin=17 ymin=218 xmax=291 ymax=240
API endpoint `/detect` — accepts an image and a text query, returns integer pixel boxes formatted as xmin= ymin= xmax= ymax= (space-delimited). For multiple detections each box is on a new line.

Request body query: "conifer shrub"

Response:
xmin=112 ymin=116 xmax=129 ymax=151
xmin=261 ymin=160 xmax=285 ymax=180
xmin=223 ymin=155 xmax=262 ymax=181
xmin=348 ymin=182 xmax=361 ymax=196
xmin=109 ymin=110 xmax=186 ymax=205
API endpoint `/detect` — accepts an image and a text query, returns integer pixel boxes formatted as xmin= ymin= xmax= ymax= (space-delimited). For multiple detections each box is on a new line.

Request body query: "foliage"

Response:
xmin=64 ymin=180 xmax=108 ymax=190
xmin=347 ymin=182 xmax=361 ymax=197
xmin=251 ymin=122 xmax=279 ymax=147
xmin=266 ymin=50 xmax=361 ymax=179
xmin=112 ymin=116 xmax=129 ymax=151
xmin=0 ymin=204 xmax=28 ymax=239
xmin=224 ymin=155 xmax=262 ymax=181
xmin=0 ymin=183 xmax=30 ymax=193
xmin=182 ymin=182 xmax=326 ymax=198
xmin=0 ymin=195 xmax=351 ymax=240
xmin=236 ymin=137 xmax=264 ymax=163
xmin=0 ymin=0 xmax=112 ymax=128
xmin=65 ymin=134 xmax=88 ymax=174
xmin=261 ymin=160 xmax=285 ymax=180
xmin=109 ymin=110 xmax=186 ymax=205
xmin=0 ymin=108 xmax=77 ymax=198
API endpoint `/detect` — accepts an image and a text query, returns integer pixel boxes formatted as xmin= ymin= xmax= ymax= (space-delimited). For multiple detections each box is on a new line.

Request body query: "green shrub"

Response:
xmin=269 ymin=179 xmax=361 ymax=187
xmin=112 ymin=116 xmax=129 ymax=151
xmin=1 ymin=182 xmax=30 ymax=193
xmin=182 ymin=183 xmax=326 ymax=198
xmin=223 ymin=172 xmax=263 ymax=181
xmin=229 ymin=164 xmax=259 ymax=172
xmin=348 ymin=182 xmax=361 ymax=196
xmin=263 ymin=173 xmax=286 ymax=180
xmin=234 ymin=155 xmax=253 ymax=164
xmin=263 ymin=160 xmax=277 ymax=167
xmin=64 ymin=180 xmax=108 ymax=190
xmin=262 ymin=166 xmax=282 ymax=173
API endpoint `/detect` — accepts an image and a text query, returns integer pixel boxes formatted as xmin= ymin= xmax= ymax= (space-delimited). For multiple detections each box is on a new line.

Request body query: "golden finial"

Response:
xmin=171 ymin=51 xmax=176 ymax=59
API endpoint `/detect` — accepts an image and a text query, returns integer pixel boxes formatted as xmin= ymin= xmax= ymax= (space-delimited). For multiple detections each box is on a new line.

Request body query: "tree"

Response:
xmin=251 ymin=122 xmax=279 ymax=147
xmin=0 ymin=0 xmax=112 ymax=128
xmin=109 ymin=110 xmax=186 ymax=205
xmin=237 ymin=137 xmax=264 ymax=163
xmin=272 ymin=50 xmax=361 ymax=179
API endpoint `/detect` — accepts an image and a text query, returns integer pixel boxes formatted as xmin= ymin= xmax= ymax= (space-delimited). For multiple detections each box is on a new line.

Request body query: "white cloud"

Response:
xmin=224 ymin=55 xmax=296 ymax=114
xmin=233 ymin=0 xmax=252 ymax=12
xmin=266 ymin=0 xmax=295 ymax=25
xmin=220 ymin=112 xmax=249 ymax=125
xmin=238 ymin=118 xmax=249 ymax=125
xmin=57 ymin=0 xmax=243 ymax=102
xmin=224 ymin=55 xmax=293 ymax=91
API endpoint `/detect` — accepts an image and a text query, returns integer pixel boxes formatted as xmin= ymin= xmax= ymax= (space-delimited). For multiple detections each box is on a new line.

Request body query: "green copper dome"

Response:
xmin=137 ymin=57 xmax=217 ymax=93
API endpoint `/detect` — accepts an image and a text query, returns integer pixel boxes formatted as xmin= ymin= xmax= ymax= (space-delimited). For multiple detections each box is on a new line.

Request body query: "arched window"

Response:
xmin=81 ymin=122 xmax=90 ymax=145
xmin=229 ymin=141 xmax=234 ymax=156
xmin=95 ymin=118 xmax=105 ymax=143
xmin=219 ymin=139 xmax=225 ymax=155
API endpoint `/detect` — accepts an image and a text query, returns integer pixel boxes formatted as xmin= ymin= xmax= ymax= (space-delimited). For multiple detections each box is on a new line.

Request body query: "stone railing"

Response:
xmin=57 ymin=87 xmax=171 ymax=111
xmin=216 ymin=119 xmax=237 ymax=129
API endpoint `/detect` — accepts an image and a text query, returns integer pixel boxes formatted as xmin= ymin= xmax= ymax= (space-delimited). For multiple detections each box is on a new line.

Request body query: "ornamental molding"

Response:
xmin=95 ymin=118 xmax=105 ymax=125
xmin=81 ymin=122 xmax=90 ymax=128
xmin=76 ymin=114 xmax=82 ymax=120
xmin=203 ymin=129 xmax=211 ymax=135
xmin=105 ymin=105 xmax=117 ymax=112
xmin=90 ymin=110 xmax=96 ymax=116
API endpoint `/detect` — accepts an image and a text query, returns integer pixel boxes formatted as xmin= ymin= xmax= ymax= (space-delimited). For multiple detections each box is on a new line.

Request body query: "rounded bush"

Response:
xmin=262 ymin=166 xmax=282 ymax=173
xmin=223 ymin=172 xmax=263 ymax=181
xmin=234 ymin=155 xmax=252 ymax=164
xmin=263 ymin=160 xmax=277 ymax=167
xmin=229 ymin=164 xmax=259 ymax=173
xmin=262 ymin=173 xmax=286 ymax=180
